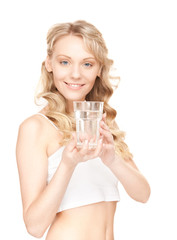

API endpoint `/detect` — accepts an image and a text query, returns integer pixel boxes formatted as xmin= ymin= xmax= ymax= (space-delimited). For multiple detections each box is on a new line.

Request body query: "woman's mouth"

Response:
xmin=64 ymin=82 xmax=85 ymax=90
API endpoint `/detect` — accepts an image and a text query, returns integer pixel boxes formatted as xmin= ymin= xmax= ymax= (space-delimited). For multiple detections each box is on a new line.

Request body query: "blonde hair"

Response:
xmin=35 ymin=20 xmax=133 ymax=161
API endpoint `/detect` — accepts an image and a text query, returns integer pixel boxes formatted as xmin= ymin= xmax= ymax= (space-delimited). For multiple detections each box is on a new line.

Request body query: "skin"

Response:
xmin=45 ymin=35 xmax=101 ymax=112
xmin=16 ymin=35 xmax=151 ymax=239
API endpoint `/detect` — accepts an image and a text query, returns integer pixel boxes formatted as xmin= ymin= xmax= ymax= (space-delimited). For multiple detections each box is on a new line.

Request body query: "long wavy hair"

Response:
xmin=35 ymin=20 xmax=133 ymax=161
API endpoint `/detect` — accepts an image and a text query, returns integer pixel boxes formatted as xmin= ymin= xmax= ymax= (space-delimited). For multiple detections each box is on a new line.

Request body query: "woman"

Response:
xmin=16 ymin=20 xmax=150 ymax=239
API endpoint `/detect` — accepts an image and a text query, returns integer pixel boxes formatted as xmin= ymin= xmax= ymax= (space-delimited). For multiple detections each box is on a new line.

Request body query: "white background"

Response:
xmin=0 ymin=0 xmax=176 ymax=239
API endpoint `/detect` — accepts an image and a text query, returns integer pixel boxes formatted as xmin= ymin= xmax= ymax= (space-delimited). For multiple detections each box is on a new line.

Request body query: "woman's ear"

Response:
xmin=45 ymin=56 xmax=53 ymax=72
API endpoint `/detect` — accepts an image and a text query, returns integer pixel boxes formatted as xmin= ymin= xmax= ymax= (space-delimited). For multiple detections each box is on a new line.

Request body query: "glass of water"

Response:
xmin=73 ymin=101 xmax=104 ymax=149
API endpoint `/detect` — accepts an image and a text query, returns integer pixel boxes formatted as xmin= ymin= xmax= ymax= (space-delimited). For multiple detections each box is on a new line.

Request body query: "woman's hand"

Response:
xmin=62 ymin=132 xmax=103 ymax=168
xmin=99 ymin=114 xmax=118 ymax=167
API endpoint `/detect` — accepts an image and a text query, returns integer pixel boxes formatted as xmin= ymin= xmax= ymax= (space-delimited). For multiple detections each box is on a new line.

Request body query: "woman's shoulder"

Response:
xmin=19 ymin=114 xmax=45 ymax=133
xmin=18 ymin=112 xmax=63 ymax=149
xmin=17 ymin=114 xmax=48 ymax=148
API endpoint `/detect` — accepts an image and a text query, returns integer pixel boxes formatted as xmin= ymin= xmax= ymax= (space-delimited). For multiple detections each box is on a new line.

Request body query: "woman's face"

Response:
xmin=46 ymin=35 xmax=100 ymax=110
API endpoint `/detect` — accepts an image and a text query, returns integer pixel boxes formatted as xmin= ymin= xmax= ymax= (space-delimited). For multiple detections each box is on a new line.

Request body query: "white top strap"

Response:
xmin=36 ymin=113 xmax=59 ymax=130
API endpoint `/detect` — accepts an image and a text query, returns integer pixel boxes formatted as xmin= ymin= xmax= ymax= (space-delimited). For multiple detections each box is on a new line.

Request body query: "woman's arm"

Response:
xmin=16 ymin=117 xmax=76 ymax=238
xmin=16 ymin=116 xmax=103 ymax=238
xmin=107 ymin=156 xmax=150 ymax=203
xmin=99 ymin=119 xmax=151 ymax=203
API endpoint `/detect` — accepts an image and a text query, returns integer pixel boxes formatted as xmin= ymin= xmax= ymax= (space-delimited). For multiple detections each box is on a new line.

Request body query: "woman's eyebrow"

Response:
xmin=56 ymin=54 xmax=71 ymax=59
xmin=57 ymin=55 xmax=95 ymax=60
xmin=83 ymin=57 xmax=96 ymax=60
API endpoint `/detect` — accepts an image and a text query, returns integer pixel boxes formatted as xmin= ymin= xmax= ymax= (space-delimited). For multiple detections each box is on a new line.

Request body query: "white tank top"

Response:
xmin=37 ymin=113 xmax=120 ymax=212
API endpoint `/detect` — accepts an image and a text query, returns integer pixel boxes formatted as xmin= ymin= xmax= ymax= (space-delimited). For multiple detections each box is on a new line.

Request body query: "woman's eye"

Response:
xmin=60 ymin=61 xmax=69 ymax=66
xmin=84 ymin=62 xmax=92 ymax=68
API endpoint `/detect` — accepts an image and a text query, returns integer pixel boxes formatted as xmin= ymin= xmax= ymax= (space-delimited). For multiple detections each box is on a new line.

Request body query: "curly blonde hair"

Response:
xmin=35 ymin=20 xmax=133 ymax=161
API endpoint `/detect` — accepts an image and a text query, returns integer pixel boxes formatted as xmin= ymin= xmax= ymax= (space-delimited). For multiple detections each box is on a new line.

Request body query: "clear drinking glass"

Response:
xmin=73 ymin=101 xmax=104 ymax=148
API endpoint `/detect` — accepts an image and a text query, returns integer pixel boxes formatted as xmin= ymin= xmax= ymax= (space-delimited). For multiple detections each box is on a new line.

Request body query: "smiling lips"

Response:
xmin=64 ymin=82 xmax=85 ymax=90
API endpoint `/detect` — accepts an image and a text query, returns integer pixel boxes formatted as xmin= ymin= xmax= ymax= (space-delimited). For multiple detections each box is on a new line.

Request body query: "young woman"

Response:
xmin=16 ymin=20 xmax=150 ymax=240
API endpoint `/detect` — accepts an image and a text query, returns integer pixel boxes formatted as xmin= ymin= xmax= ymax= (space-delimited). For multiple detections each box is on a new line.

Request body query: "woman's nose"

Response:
xmin=71 ymin=64 xmax=81 ymax=79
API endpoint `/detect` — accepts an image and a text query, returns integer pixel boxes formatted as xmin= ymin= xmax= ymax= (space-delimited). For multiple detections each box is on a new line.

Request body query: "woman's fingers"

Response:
xmin=64 ymin=133 xmax=104 ymax=165
xmin=67 ymin=123 xmax=112 ymax=162
xmin=79 ymin=139 xmax=89 ymax=155
xmin=100 ymin=120 xmax=109 ymax=130
xmin=92 ymin=138 xmax=103 ymax=157
xmin=99 ymin=121 xmax=113 ymax=143
xmin=67 ymin=132 xmax=77 ymax=151
xmin=76 ymin=137 xmax=103 ymax=161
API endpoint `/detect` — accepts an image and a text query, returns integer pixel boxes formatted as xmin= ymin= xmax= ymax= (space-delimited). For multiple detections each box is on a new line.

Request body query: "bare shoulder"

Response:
xmin=18 ymin=114 xmax=45 ymax=134
xmin=17 ymin=114 xmax=53 ymax=143
xmin=17 ymin=113 xmax=63 ymax=158
xmin=16 ymin=114 xmax=48 ymax=158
